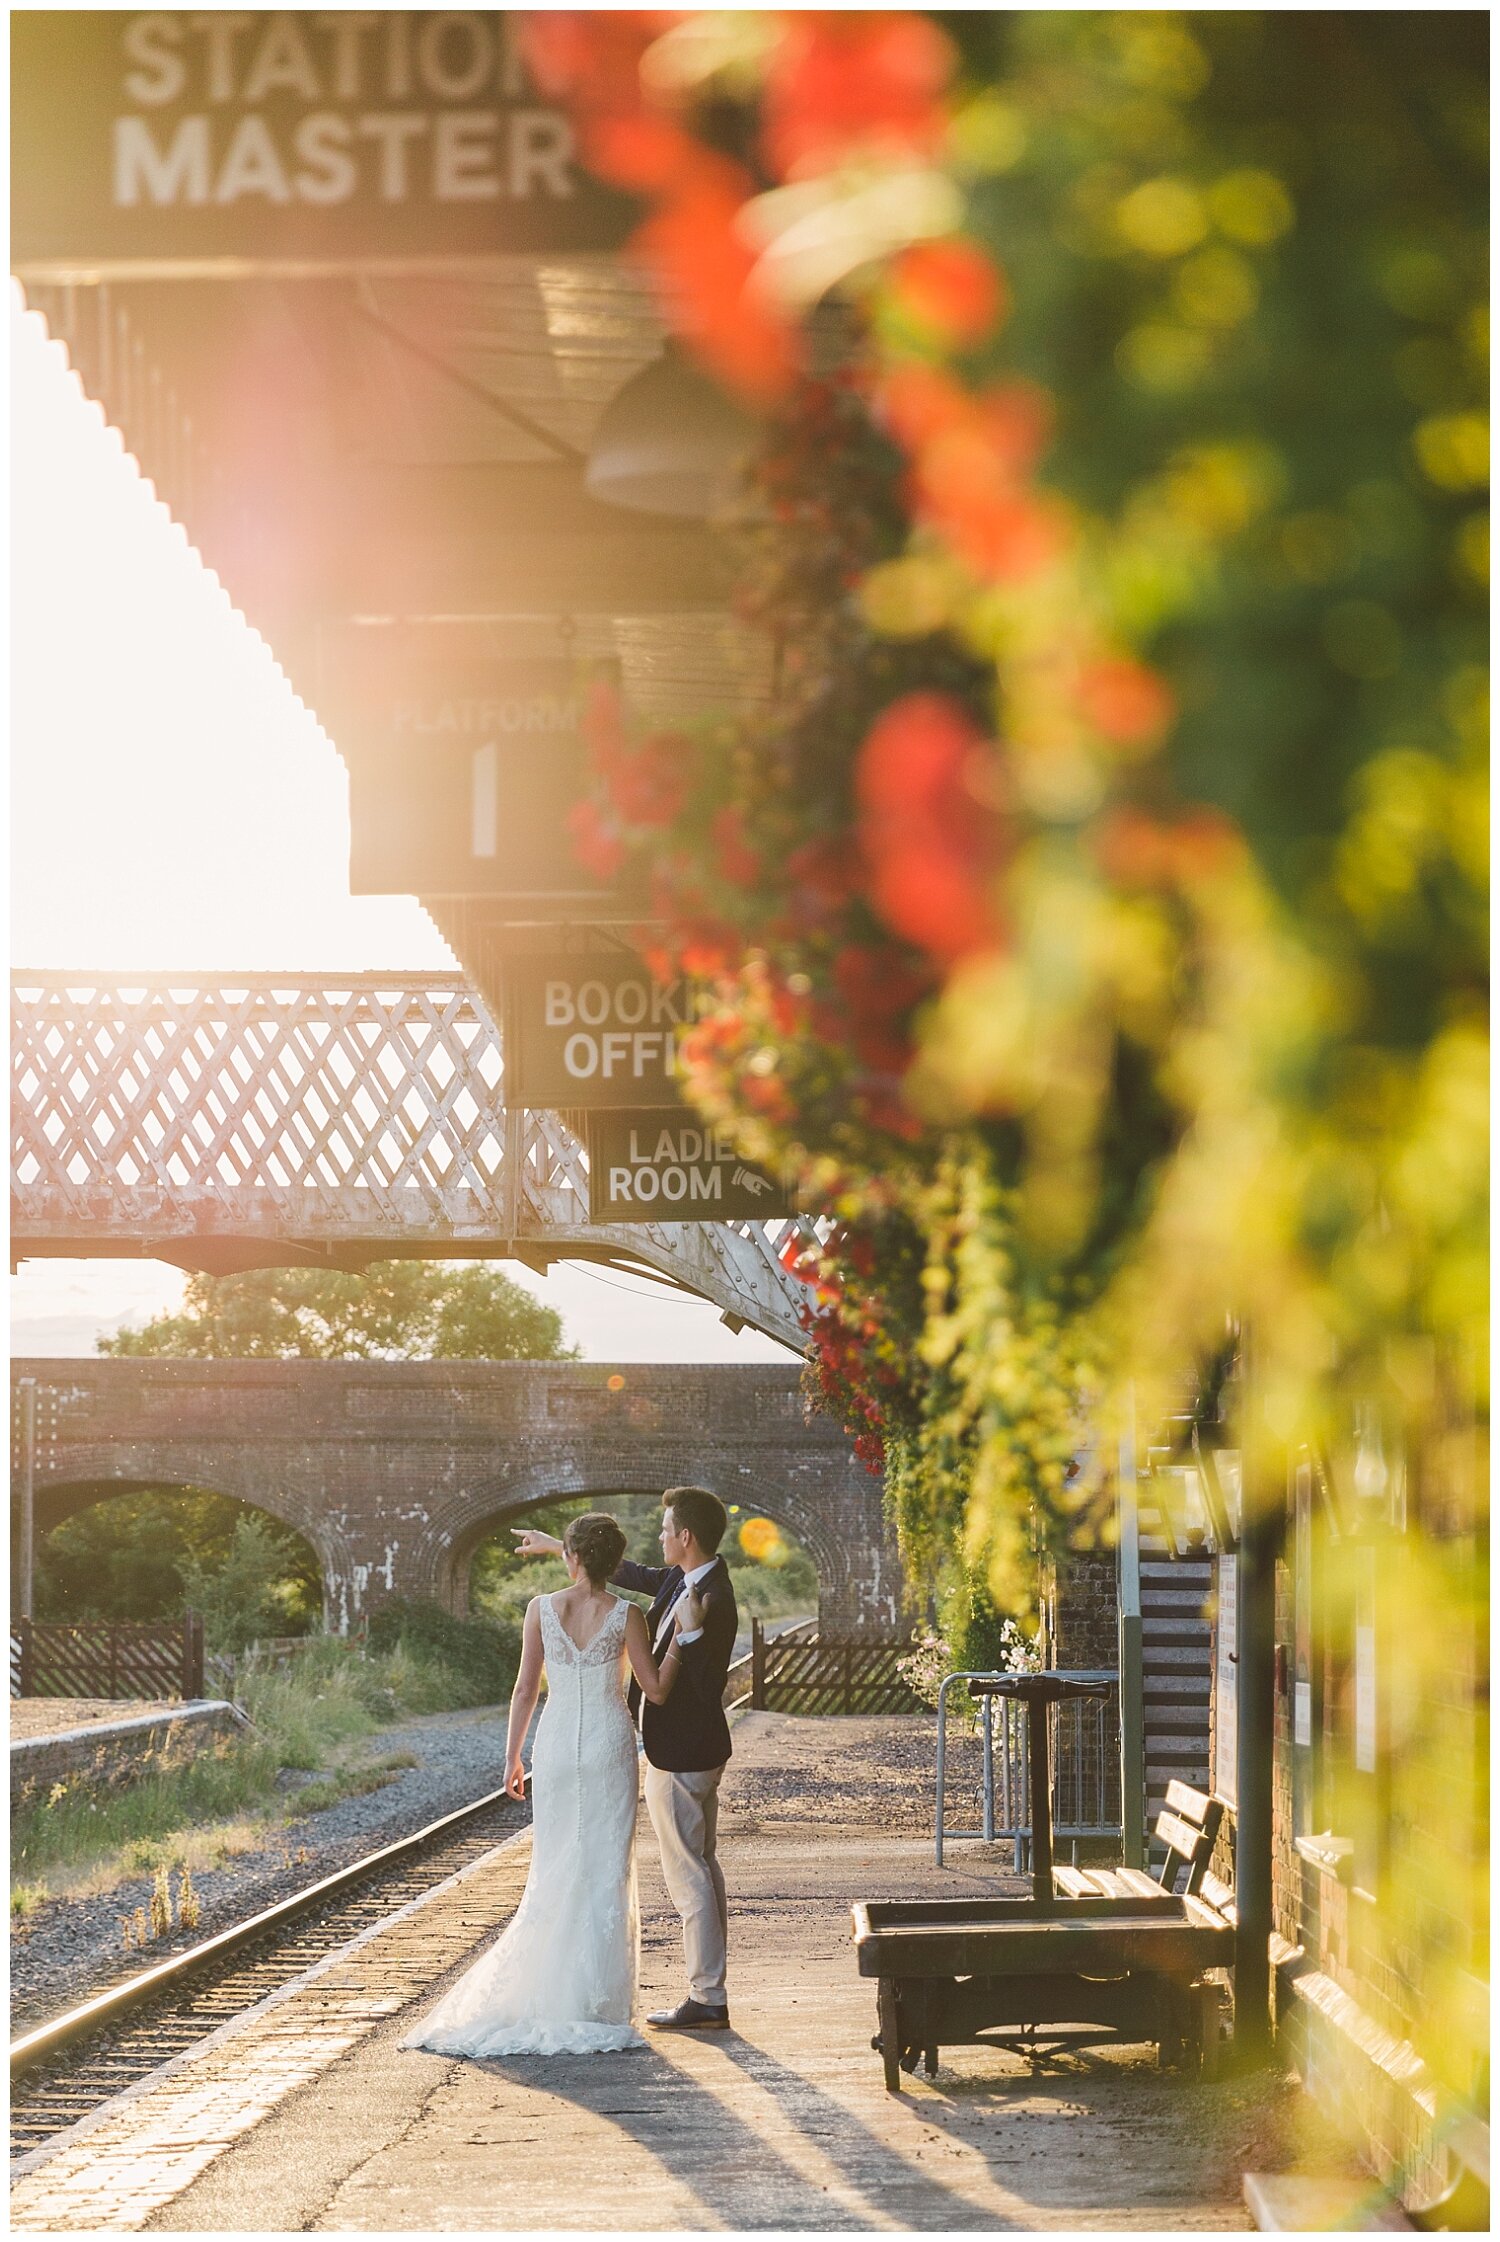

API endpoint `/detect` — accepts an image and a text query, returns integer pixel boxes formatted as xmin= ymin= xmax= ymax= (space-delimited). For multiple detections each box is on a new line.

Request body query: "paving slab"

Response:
xmin=13 ymin=1714 xmax=1296 ymax=2233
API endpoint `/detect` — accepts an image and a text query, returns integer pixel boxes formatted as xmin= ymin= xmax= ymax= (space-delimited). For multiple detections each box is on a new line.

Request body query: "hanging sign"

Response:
xmin=327 ymin=640 xmax=623 ymax=910
xmin=505 ymin=953 xmax=699 ymax=1109
xmin=12 ymin=12 xmax=636 ymax=279
xmin=586 ymin=1112 xmax=790 ymax=1224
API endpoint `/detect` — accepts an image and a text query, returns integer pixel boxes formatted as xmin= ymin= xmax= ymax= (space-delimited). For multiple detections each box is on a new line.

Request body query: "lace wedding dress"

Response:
xmin=400 ymin=1594 xmax=644 ymax=2056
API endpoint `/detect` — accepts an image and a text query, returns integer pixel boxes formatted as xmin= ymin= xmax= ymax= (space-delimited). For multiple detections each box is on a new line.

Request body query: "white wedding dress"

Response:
xmin=401 ymin=1594 xmax=644 ymax=2056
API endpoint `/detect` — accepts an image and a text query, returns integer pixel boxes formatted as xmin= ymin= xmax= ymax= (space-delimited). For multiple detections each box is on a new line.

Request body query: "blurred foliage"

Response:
xmin=363 ymin=1598 xmax=522 ymax=1706
xmin=178 ymin=1514 xmax=315 ymax=1655
xmin=35 ymin=1486 xmax=321 ymax=1633
xmin=99 ymin=1261 xmax=576 ymax=1362
xmin=535 ymin=6 xmax=1488 ymax=2106
xmin=543 ymin=4 xmax=1485 ymax=1585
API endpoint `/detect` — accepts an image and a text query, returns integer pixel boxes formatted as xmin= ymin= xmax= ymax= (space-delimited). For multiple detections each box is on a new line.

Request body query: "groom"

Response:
xmin=514 ymin=1485 xmax=738 ymax=2030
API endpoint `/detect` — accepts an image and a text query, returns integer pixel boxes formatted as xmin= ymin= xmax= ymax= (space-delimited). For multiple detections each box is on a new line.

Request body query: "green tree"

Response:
xmin=99 ymin=1261 xmax=576 ymax=1362
xmin=178 ymin=1514 xmax=310 ymax=1654
xmin=34 ymin=1489 xmax=321 ymax=1631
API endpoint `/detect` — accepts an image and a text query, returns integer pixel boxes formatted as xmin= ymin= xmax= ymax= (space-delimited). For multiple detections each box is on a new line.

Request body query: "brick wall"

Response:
xmin=14 ymin=1359 xmax=907 ymax=1641
xmin=10 ymin=1701 xmax=244 ymax=1810
xmin=1212 ymin=1459 xmax=1484 ymax=2207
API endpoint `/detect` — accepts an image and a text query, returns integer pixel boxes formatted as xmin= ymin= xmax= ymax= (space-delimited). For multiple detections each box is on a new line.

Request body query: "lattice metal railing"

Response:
xmin=11 ymin=975 xmax=815 ymax=1350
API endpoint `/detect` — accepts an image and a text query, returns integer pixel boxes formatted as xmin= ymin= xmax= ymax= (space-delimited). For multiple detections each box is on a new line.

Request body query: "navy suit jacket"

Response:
xmin=613 ymin=1553 xmax=737 ymax=1773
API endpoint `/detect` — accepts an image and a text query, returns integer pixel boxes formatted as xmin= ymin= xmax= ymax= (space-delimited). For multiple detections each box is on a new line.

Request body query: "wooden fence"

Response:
xmin=735 ymin=1619 xmax=922 ymax=1715
xmin=10 ymin=1616 xmax=205 ymax=1701
xmin=724 ymin=1616 xmax=817 ymax=1709
xmin=204 ymin=1636 xmax=309 ymax=1698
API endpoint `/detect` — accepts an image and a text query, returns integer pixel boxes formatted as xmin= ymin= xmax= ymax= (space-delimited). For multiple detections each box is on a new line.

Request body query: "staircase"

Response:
xmin=1136 ymin=1484 xmax=1214 ymax=1847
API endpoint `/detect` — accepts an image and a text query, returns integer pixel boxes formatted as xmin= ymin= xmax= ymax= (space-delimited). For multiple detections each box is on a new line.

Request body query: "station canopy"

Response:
xmin=12 ymin=10 xmax=773 ymax=992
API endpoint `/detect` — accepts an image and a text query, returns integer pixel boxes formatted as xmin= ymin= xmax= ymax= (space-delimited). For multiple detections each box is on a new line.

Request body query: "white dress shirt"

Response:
xmin=658 ymin=1557 xmax=716 ymax=1650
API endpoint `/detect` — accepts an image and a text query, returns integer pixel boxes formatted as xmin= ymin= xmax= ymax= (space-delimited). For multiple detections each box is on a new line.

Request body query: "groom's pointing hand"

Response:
xmin=511 ymin=1529 xmax=564 ymax=1558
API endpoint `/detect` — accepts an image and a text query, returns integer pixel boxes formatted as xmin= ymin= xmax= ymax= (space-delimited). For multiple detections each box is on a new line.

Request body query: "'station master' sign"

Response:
xmin=586 ymin=1113 xmax=790 ymax=1225
xmin=12 ymin=12 xmax=635 ymax=275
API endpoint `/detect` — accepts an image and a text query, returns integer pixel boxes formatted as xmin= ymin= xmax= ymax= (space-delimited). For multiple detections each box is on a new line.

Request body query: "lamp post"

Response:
xmin=15 ymin=1376 xmax=37 ymax=1621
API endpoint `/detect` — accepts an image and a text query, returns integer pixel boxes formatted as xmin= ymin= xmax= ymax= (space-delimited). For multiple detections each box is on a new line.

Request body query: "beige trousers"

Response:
xmin=643 ymin=1759 xmax=728 ymax=2006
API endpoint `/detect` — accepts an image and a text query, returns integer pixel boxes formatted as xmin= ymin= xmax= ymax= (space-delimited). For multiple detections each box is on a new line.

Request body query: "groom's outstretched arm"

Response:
xmin=612 ymin=1556 xmax=673 ymax=1597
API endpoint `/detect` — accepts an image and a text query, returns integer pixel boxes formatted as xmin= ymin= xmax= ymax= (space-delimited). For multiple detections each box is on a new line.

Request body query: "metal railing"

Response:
xmin=935 ymin=1668 xmax=1122 ymax=1868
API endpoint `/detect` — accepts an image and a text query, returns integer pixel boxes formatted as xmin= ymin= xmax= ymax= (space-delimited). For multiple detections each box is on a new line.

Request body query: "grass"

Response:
xmin=10 ymin=1634 xmax=509 ymax=1916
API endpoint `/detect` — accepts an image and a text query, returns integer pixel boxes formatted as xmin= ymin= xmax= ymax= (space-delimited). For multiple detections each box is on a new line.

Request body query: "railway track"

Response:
xmin=10 ymin=1785 xmax=528 ymax=2161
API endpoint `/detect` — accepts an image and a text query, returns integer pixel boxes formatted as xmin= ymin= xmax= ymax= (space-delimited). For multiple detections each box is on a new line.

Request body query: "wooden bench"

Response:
xmin=852 ymin=1782 xmax=1235 ymax=2090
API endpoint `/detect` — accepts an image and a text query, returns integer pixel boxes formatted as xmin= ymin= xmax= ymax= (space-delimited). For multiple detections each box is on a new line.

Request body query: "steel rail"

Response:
xmin=10 ymin=1779 xmax=524 ymax=2080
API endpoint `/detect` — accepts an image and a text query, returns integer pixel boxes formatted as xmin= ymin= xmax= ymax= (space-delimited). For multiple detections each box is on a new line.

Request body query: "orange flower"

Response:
xmin=763 ymin=12 xmax=955 ymax=176
xmin=1077 ymin=657 xmax=1177 ymax=750
xmin=887 ymin=239 xmax=1009 ymax=350
xmin=882 ymin=375 xmax=1064 ymax=583
xmin=634 ymin=156 xmax=802 ymax=402
xmin=856 ymin=693 xmax=1013 ymax=960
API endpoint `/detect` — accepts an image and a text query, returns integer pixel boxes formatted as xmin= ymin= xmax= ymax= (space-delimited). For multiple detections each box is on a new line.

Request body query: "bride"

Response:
xmin=400 ymin=1511 xmax=694 ymax=2057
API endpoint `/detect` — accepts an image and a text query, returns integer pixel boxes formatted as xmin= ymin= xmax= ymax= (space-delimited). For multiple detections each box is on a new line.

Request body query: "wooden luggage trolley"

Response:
xmin=853 ymin=1673 xmax=1234 ymax=2090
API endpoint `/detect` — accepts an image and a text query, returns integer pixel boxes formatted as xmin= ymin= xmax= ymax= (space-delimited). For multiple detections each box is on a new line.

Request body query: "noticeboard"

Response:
xmin=12 ymin=11 xmax=636 ymax=278
xmin=505 ymin=952 xmax=698 ymax=1110
xmin=326 ymin=641 xmax=622 ymax=909
xmin=586 ymin=1111 xmax=790 ymax=1224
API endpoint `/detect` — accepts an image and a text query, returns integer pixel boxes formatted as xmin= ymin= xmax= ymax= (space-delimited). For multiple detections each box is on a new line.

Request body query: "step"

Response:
xmin=1145 ymin=1733 xmax=1212 ymax=1756
xmin=1143 ymin=1707 xmax=1212 ymax=1734
xmin=1140 ymin=1647 xmax=1214 ymax=1668
xmin=1142 ymin=1677 xmax=1211 ymax=1698
xmin=1140 ymin=1588 xmax=1212 ymax=1613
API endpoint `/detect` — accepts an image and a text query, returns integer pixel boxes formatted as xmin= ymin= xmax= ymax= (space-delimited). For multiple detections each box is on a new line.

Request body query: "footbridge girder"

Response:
xmin=11 ymin=974 xmax=815 ymax=1352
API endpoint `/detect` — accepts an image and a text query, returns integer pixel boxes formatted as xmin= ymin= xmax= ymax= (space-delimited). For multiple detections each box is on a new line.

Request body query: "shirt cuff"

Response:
xmin=675 ymin=1627 xmax=704 ymax=1646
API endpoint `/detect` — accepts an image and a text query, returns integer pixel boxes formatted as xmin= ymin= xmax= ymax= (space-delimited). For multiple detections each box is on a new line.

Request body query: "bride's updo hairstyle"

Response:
xmin=563 ymin=1511 xmax=627 ymax=1587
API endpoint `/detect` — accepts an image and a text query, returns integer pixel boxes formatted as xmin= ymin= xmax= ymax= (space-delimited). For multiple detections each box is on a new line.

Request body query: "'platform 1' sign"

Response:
xmin=505 ymin=953 xmax=699 ymax=1110
xmin=328 ymin=644 xmax=624 ymax=912
xmin=12 ymin=11 xmax=636 ymax=279
xmin=586 ymin=1113 xmax=790 ymax=1225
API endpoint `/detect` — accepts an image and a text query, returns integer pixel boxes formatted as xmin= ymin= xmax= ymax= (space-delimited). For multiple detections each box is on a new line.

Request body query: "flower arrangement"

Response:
xmin=527 ymin=12 xmax=1485 ymax=1622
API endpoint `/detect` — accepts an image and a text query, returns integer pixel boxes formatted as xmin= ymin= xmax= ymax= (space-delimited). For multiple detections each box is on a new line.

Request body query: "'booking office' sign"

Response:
xmin=505 ymin=954 xmax=698 ymax=1111
xmin=12 ymin=12 xmax=635 ymax=276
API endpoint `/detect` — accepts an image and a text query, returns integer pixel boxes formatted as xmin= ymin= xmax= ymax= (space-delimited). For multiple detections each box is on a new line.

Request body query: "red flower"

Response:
xmin=888 ymin=239 xmax=1009 ymax=350
xmin=1077 ymin=658 xmax=1177 ymax=751
xmin=856 ymin=693 xmax=1013 ymax=961
xmin=881 ymin=374 xmax=1064 ymax=584
xmin=763 ymin=13 xmax=955 ymax=176
xmin=710 ymin=805 xmax=762 ymax=888
xmin=566 ymin=798 xmax=626 ymax=881
xmin=787 ymin=833 xmax=864 ymax=909
xmin=634 ymin=155 xmax=801 ymax=404
xmin=604 ymin=729 xmax=694 ymax=828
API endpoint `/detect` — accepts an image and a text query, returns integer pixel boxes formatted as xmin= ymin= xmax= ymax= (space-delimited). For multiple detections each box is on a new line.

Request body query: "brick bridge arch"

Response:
xmin=13 ymin=1361 xmax=904 ymax=1639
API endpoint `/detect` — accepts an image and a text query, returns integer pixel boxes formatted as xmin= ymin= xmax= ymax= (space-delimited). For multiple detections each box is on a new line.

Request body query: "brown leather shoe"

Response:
xmin=646 ymin=1998 xmax=731 ymax=2030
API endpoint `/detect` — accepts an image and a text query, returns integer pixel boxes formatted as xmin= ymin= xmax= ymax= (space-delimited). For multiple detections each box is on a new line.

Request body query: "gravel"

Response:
xmin=10 ymin=1704 xmax=519 ymax=2030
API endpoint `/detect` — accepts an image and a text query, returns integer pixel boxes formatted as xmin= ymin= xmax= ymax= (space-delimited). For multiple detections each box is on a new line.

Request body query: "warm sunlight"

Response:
xmin=10 ymin=284 xmax=455 ymax=974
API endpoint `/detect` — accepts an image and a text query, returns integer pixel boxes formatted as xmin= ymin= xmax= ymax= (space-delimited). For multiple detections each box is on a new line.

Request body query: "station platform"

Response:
xmin=12 ymin=1713 xmax=1287 ymax=2233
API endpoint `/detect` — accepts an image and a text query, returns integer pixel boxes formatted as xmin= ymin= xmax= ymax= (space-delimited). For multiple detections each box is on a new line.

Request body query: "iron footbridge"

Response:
xmin=11 ymin=974 xmax=815 ymax=1352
